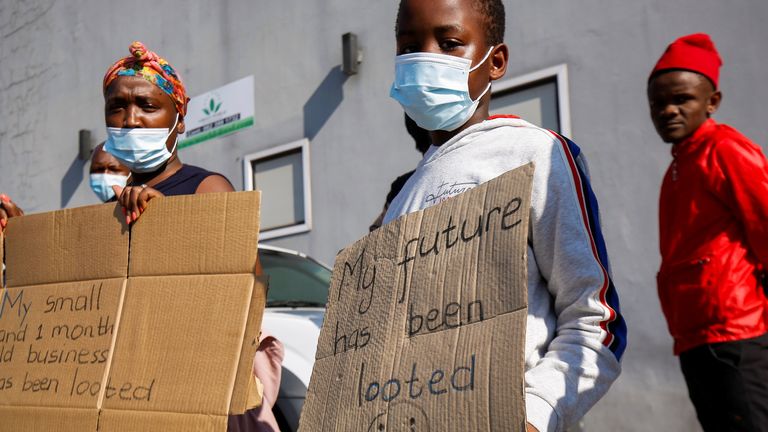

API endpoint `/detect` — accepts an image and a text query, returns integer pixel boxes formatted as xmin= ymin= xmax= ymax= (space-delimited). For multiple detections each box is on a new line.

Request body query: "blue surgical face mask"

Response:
xmin=390 ymin=47 xmax=494 ymax=132
xmin=90 ymin=173 xmax=128 ymax=202
xmin=104 ymin=114 xmax=179 ymax=173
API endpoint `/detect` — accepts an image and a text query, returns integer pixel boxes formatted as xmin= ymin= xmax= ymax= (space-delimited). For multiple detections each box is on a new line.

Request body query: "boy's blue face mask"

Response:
xmin=104 ymin=114 xmax=179 ymax=173
xmin=390 ymin=47 xmax=494 ymax=132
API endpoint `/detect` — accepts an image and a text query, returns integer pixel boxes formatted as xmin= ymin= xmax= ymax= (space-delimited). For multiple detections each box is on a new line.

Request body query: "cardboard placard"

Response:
xmin=0 ymin=192 xmax=266 ymax=431
xmin=300 ymin=164 xmax=533 ymax=432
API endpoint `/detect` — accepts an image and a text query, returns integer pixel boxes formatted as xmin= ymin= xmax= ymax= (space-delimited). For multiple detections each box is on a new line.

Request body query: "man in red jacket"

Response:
xmin=648 ymin=33 xmax=768 ymax=431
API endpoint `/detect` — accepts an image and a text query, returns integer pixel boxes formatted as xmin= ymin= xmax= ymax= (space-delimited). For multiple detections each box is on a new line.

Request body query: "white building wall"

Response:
xmin=2 ymin=1 xmax=767 ymax=430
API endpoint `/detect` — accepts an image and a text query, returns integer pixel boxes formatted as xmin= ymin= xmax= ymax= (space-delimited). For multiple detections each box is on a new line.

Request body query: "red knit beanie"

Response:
xmin=650 ymin=33 xmax=722 ymax=88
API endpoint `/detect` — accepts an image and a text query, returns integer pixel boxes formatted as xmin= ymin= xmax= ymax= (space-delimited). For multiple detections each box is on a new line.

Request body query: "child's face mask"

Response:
xmin=104 ymin=114 xmax=179 ymax=173
xmin=89 ymin=173 xmax=128 ymax=202
xmin=390 ymin=47 xmax=494 ymax=132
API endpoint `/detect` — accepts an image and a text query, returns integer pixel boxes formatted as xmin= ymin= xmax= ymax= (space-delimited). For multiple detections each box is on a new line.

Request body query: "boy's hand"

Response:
xmin=112 ymin=184 xmax=164 ymax=225
xmin=0 ymin=194 xmax=24 ymax=231
xmin=526 ymin=423 xmax=540 ymax=432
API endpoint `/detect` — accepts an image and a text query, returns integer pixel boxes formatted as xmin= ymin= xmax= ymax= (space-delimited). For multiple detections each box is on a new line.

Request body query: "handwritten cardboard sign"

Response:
xmin=0 ymin=192 xmax=266 ymax=431
xmin=300 ymin=164 xmax=533 ymax=431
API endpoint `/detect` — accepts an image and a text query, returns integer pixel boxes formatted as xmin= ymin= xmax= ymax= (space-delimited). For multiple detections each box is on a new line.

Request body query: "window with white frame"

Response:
xmin=490 ymin=64 xmax=571 ymax=137
xmin=243 ymin=139 xmax=312 ymax=240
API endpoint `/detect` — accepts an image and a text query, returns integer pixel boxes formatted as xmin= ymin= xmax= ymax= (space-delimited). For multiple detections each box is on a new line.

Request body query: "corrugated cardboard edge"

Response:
xmin=1 ymin=230 xmax=4 ymax=288
xmin=96 ymin=278 xmax=129 ymax=410
xmin=0 ymin=406 xmax=97 ymax=432
xmin=98 ymin=409 xmax=227 ymax=432
xmin=228 ymin=275 xmax=268 ymax=414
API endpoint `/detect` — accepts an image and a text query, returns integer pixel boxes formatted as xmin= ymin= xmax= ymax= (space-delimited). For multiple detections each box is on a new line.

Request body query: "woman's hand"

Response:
xmin=112 ymin=184 xmax=164 ymax=224
xmin=0 ymin=194 xmax=24 ymax=231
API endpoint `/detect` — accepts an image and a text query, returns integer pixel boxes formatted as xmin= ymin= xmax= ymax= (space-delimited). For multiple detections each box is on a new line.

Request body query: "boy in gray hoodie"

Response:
xmin=386 ymin=1 xmax=626 ymax=430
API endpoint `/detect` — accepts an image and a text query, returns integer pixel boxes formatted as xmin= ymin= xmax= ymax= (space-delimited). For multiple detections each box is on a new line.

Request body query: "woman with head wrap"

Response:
xmin=103 ymin=41 xmax=234 ymax=224
xmin=103 ymin=42 xmax=281 ymax=432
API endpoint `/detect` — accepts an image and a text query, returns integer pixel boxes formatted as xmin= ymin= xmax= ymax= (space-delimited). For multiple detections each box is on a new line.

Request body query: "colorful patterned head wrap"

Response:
xmin=103 ymin=41 xmax=189 ymax=116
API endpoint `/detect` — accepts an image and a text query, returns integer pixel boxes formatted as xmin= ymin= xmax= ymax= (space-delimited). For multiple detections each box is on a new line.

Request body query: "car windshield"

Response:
xmin=259 ymin=248 xmax=331 ymax=308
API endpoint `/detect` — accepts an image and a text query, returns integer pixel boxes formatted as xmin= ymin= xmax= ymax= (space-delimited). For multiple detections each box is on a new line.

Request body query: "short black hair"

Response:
xmin=396 ymin=0 xmax=506 ymax=47
xmin=471 ymin=0 xmax=505 ymax=46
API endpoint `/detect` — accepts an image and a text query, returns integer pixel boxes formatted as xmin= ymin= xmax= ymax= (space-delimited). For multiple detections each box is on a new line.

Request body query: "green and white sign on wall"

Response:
xmin=179 ymin=75 xmax=255 ymax=149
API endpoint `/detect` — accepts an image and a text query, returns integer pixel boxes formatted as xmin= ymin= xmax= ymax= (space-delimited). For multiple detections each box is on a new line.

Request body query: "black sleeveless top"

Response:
xmin=151 ymin=165 xmax=231 ymax=196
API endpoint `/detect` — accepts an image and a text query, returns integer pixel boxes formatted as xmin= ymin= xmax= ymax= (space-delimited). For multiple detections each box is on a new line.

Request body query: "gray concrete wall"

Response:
xmin=2 ymin=1 xmax=767 ymax=430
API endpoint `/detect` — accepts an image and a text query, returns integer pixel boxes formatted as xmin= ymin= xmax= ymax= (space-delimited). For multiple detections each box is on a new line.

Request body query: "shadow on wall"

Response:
xmin=60 ymin=156 xmax=84 ymax=208
xmin=303 ymin=66 xmax=349 ymax=141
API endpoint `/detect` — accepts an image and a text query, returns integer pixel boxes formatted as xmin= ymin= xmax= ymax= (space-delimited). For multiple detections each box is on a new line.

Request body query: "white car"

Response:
xmin=259 ymin=245 xmax=330 ymax=431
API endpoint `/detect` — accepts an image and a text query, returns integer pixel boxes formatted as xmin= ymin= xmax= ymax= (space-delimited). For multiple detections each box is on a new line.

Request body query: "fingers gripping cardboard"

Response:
xmin=0 ymin=192 xmax=265 ymax=431
xmin=300 ymin=164 xmax=533 ymax=432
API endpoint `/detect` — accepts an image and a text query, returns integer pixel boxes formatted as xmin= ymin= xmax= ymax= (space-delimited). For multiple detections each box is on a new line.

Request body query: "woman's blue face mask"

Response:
xmin=104 ymin=114 xmax=179 ymax=173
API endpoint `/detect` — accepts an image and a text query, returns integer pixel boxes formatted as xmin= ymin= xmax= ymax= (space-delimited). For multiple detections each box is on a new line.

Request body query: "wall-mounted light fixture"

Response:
xmin=342 ymin=32 xmax=363 ymax=76
xmin=78 ymin=129 xmax=94 ymax=161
